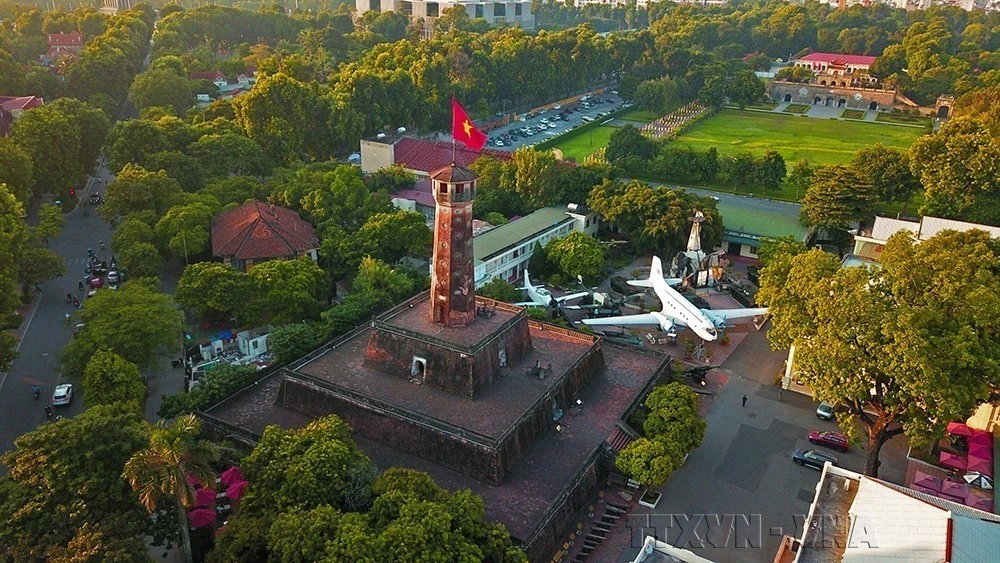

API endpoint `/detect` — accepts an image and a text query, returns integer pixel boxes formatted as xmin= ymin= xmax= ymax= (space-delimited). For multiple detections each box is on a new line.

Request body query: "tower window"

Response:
xmin=439 ymin=182 xmax=447 ymax=194
xmin=456 ymin=183 xmax=464 ymax=194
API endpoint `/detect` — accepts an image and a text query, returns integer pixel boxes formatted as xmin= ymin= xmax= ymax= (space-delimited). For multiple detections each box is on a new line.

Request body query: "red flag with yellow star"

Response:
xmin=452 ymin=97 xmax=487 ymax=151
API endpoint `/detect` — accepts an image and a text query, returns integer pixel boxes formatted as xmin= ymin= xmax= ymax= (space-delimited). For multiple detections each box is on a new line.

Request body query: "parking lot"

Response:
xmin=445 ymin=94 xmax=627 ymax=152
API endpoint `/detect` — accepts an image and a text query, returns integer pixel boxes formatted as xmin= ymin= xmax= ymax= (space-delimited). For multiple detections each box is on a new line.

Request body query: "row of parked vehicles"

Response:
xmin=487 ymin=94 xmax=622 ymax=148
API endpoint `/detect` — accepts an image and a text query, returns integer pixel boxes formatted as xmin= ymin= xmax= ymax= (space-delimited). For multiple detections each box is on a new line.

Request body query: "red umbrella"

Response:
xmin=941 ymin=480 xmax=970 ymax=500
xmin=188 ymin=508 xmax=216 ymax=528
xmin=911 ymin=483 xmax=941 ymax=496
xmin=226 ymin=480 xmax=249 ymax=501
xmin=946 ymin=422 xmax=974 ymax=437
xmin=195 ymin=487 xmax=217 ymax=507
xmin=968 ymin=442 xmax=992 ymax=458
xmin=939 ymin=452 xmax=967 ymax=471
xmin=912 ymin=471 xmax=943 ymax=493
xmin=220 ymin=466 xmax=244 ymax=486
xmin=970 ymin=430 xmax=993 ymax=445
xmin=966 ymin=456 xmax=993 ymax=477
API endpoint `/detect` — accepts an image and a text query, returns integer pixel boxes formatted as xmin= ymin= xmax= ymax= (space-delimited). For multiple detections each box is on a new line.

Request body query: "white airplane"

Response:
xmin=513 ymin=270 xmax=590 ymax=309
xmin=580 ymin=256 xmax=768 ymax=341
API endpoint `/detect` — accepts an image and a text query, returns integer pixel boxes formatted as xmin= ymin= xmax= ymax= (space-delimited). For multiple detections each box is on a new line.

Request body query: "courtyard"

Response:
xmin=551 ymin=124 xmax=619 ymax=162
xmin=671 ymin=109 xmax=925 ymax=167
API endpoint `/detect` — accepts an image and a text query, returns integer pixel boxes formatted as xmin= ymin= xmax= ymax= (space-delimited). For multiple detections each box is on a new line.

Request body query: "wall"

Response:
xmin=280 ymin=374 xmax=508 ymax=483
xmin=769 ymin=81 xmax=897 ymax=110
xmin=360 ymin=139 xmax=395 ymax=173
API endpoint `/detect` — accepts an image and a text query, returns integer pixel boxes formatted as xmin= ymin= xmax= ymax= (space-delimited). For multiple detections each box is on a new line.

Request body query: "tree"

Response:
xmin=365 ymin=164 xmax=415 ymax=194
xmin=175 ymin=262 xmax=254 ymax=322
xmin=154 ymin=201 xmax=217 ymax=260
xmin=60 ymin=280 xmax=184 ymax=378
xmin=755 ymin=231 xmax=1000 ymax=476
xmin=341 ymin=211 xmax=432 ymax=271
xmin=748 ymin=150 xmax=786 ymax=194
xmin=9 ymin=103 xmax=82 ymax=199
xmin=239 ymin=416 xmax=377 ymax=517
xmin=512 ymin=148 xmax=563 ymax=209
xmin=698 ymin=73 xmax=728 ymax=109
xmin=104 ymin=119 xmax=169 ymax=173
xmin=0 ymin=185 xmax=27 ymax=329
xmin=727 ymin=70 xmax=765 ymax=111
xmin=799 ymin=165 xmax=877 ymax=230
xmin=128 ymin=67 xmax=191 ymax=115
xmin=120 ymin=242 xmax=163 ymax=279
xmin=788 ymin=159 xmax=813 ymax=200
xmin=640 ymin=383 xmax=706 ymax=454
xmin=0 ymin=137 xmax=34 ymax=204
xmin=17 ymin=246 xmax=66 ymax=296
xmin=851 ymin=144 xmax=918 ymax=205
xmin=756 ymin=235 xmax=807 ymax=269
xmin=101 ymin=165 xmax=184 ymax=224
xmin=34 ymin=203 xmax=65 ymax=241
xmin=605 ymin=124 xmax=658 ymax=164
xmin=122 ymin=414 xmax=220 ymax=513
xmin=188 ymin=133 xmax=272 ymax=180
xmin=247 ymin=258 xmax=331 ymax=325
xmin=83 ymin=349 xmax=146 ymax=410
xmin=477 ymin=279 xmax=522 ymax=303
xmin=910 ymin=117 xmax=1000 ymax=225
xmin=47 ymin=98 xmax=111 ymax=171
xmin=0 ymin=404 xmax=152 ymax=560
xmin=112 ymin=217 xmax=156 ymax=251
xmin=545 ymin=231 xmax=605 ymax=281
xmin=268 ymin=322 xmax=320 ymax=365
xmin=615 ymin=436 xmax=685 ymax=487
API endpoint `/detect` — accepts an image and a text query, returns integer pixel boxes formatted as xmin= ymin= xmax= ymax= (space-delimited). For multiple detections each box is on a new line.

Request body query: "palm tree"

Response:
xmin=122 ymin=414 xmax=220 ymax=513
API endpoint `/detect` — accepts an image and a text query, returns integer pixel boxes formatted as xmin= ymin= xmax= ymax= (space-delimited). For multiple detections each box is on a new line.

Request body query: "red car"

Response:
xmin=808 ymin=431 xmax=849 ymax=452
xmin=89 ymin=276 xmax=103 ymax=289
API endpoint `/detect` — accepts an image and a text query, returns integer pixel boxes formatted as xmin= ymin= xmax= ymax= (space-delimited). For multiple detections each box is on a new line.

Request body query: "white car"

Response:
xmin=52 ymin=384 xmax=73 ymax=406
xmin=495 ymin=140 xmax=504 ymax=146
xmin=108 ymin=271 xmax=119 ymax=283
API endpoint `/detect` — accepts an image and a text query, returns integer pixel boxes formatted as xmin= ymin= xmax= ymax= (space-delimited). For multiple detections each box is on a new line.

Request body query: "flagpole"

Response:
xmin=452 ymin=96 xmax=457 ymax=166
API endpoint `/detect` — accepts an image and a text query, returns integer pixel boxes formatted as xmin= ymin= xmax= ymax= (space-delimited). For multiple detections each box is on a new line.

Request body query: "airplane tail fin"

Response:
xmin=519 ymin=270 xmax=532 ymax=291
xmin=649 ymin=256 xmax=671 ymax=311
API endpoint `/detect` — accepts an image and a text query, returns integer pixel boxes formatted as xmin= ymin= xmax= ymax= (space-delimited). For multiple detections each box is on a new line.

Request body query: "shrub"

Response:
xmin=157 ymin=363 xmax=260 ymax=418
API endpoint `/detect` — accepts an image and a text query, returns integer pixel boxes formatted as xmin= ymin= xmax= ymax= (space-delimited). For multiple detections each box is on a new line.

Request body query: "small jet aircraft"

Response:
xmin=563 ymin=289 xmax=642 ymax=318
xmin=512 ymin=270 xmax=590 ymax=309
xmin=580 ymin=256 xmax=768 ymax=341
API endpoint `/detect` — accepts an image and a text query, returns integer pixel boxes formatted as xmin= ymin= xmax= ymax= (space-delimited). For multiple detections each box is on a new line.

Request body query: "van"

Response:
xmin=582 ymin=115 xmax=595 ymax=123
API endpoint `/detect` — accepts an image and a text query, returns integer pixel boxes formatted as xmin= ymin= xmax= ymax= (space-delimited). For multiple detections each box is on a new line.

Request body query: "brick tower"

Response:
xmin=429 ymin=165 xmax=477 ymax=327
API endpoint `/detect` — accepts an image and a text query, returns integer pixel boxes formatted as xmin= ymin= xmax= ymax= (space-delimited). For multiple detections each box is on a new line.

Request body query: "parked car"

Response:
xmin=808 ymin=431 xmax=849 ymax=452
xmin=816 ymin=402 xmax=836 ymax=420
xmin=89 ymin=276 xmax=103 ymax=289
xmin=107 ymin=270 xmax=119 ymax=284
xmin=792 ymin=449 xmax=837 ymax=470
xmin=52 ymin=383 xmax=74 ymax=406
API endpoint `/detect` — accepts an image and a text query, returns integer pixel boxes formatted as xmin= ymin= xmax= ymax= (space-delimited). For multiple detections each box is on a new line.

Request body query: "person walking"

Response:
xmin=778 ymin=388 xmax=784 ymax=401
xmin=742 ymin=395 xmax=748 ymax=408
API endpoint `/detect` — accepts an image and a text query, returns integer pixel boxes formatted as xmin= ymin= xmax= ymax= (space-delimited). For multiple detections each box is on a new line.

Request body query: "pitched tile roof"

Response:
xmin=211 ymin=201 xmax=318 ymax=261
xmin=0 ymin=96 xmax=43 ymax=112
xmin=798 ymin=52 xmax=877 ymax=66
xmin=46 ymin=31 xmax=83 ymax=47
xmin=392 ymin=137 xmax=511 ymax=174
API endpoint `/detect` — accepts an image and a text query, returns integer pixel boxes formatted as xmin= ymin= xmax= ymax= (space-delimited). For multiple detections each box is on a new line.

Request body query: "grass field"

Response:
xmin=551 ymin=125 xmax=619 ymax=162
xmin=671 ymin=109 xmax=925 ymax=167
xmin=618 ymin=108 xmax=659 ymax=123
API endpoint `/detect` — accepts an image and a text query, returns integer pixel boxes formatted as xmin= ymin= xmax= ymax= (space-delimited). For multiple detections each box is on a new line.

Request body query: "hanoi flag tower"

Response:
xmin=429 ymin=98 xmax=485 ymax=327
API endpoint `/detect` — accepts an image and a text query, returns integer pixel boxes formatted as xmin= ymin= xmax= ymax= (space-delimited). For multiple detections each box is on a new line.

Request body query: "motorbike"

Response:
xmin=73 ymin=296 xmax=79 ymax=307
xmin=45 ymin=405 xmax=52 ymax=418
xmin=66 ymin=293 xmax=72 ymax=303
xmin=32 ymin=387 xmax=39 ymax=399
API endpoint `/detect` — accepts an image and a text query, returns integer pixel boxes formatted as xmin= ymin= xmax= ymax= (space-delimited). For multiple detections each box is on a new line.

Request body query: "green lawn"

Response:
xmin=551 ymin=125 xmax=619 ymax=162
xmin=671 ymin=109 xmax=925 ymax=167
xmin=618 ymin=108 xmax=659 ymax=123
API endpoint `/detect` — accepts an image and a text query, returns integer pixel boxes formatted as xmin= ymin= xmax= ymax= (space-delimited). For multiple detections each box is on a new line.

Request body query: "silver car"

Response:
xmin=52 ymin=384 xmax=74 ymax=406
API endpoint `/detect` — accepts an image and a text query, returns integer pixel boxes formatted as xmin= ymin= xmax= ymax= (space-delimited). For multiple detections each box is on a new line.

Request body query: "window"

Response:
xmin=494 ymin=3 xmax=505 ymax=17
xmin=439 ymin=182 xmax=447 ymax=194
xmin=402 ymin=1 xmax=412 ymax=15
xmin=456 ymin=183 xmax=464 ymax=194
xmin=475 ymin=4 xmax=484 ymax=18
xmin=514 ymin=3 xmax=522 ymax=15
xmin=426 ymin=1 xmax=439 ymax=16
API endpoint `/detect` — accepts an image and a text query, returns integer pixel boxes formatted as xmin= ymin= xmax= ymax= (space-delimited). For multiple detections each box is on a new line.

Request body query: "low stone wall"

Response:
xmin=769 ymin=81 xmax=897 ymax=110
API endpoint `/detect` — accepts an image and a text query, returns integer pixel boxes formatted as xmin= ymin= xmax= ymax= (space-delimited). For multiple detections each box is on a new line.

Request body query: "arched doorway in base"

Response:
xmin=813 ymin=96 xmax=822 ymax=105
xmin=938 ymin=105 xmax=950 ymax=118
xmin=838 ymin=98 xmax=847 ymax=107
xmin=868 ymin=101 xmax=878 ymax=111
xmin=783 ymin=93 xmax=792 ymax=103
xmin=826 ymin=96 xmax=834 ymax=106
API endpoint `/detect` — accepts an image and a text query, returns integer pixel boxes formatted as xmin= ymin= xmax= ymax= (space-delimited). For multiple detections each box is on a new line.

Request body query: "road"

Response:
xmin=644 ymin=180 xmax=803 ymax=222
xmin=0 ymin=160 xmax=185 ymax=460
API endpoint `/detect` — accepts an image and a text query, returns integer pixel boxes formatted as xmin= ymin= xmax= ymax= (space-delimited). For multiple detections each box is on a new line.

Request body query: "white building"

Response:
xmin=473 ymin=204 xmax=599 ymax=287
xmin=851 ymin=215 xmax=1000 ymax=263
xmin=357 ymin=0 xmax=534 ymax=34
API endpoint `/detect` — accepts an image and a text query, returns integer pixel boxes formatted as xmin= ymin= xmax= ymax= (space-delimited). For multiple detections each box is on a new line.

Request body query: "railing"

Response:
xmin=286 ymin=371 xmax=498 ymax=447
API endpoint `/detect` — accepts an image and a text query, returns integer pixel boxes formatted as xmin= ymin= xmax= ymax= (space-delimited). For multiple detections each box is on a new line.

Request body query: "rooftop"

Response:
xmin=717 ymin=202 xmax=808 ymax=241
xmin=389 ymin=137 xmax=512 ymax=174
xmin=0 ymin=95 xmax=43 ymax=112
xmin=211 ymin=201 xmax=318 ymax=261
xmin=376 ymin=294 xmax=522 ymax=350
xmin=203 ymin=338 xmax=666 ymax=542
xmin=797 ymin=52 xmax=877 ymax=66
xmin=859 ymin=215 xmax=1000 ymax=244
xmin=474 ymin=206 xmax=574 ymax=265
xmin=46 ymin=31 xmax=83 ymax=47
xmin=295 ymin=317 xmax=596 ymax=440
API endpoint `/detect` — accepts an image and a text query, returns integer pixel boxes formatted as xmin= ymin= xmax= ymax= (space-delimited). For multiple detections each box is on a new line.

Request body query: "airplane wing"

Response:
xmin=703 ymin=307 xmax=769 ymax=322
xmin=512 ymin=301 xmax=540 ymax=307
xmin=562 ymin=304 xmax=600 ymax=310
xmin=626 ymin=278 xmax=684 ymax=288
xmin=554 ymin=291 xmax=590 ymax=303
xmin=581 ymin=313 xmax=663 ymax=327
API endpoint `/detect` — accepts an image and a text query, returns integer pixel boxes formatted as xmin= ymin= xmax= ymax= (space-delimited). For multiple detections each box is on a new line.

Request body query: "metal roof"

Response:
xmin=473 ymin=207 xmax=573 ymax=265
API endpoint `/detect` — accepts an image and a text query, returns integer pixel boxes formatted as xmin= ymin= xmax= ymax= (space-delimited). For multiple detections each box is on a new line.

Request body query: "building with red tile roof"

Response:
xmin=0 ymin=96 xmax=43 ymax=136
xmin=46 ymin=31 xmax=83 ymax=51
xmin=793 ymin=52 xmax=877 ymax=72
xmin=360 ymin=135 xmax=512 ymax=177
xmin=189 ymin=70 xmax=228 ymax=84
xmin=211 ymin=201 xmax=318 ymax=271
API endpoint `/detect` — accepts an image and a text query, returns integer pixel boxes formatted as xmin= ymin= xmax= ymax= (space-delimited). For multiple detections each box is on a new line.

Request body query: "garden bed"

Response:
xmin=782 ymin=104 xmax=810 ymax=114
xmin=841 ymin=109 xmax=866 ymax=120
